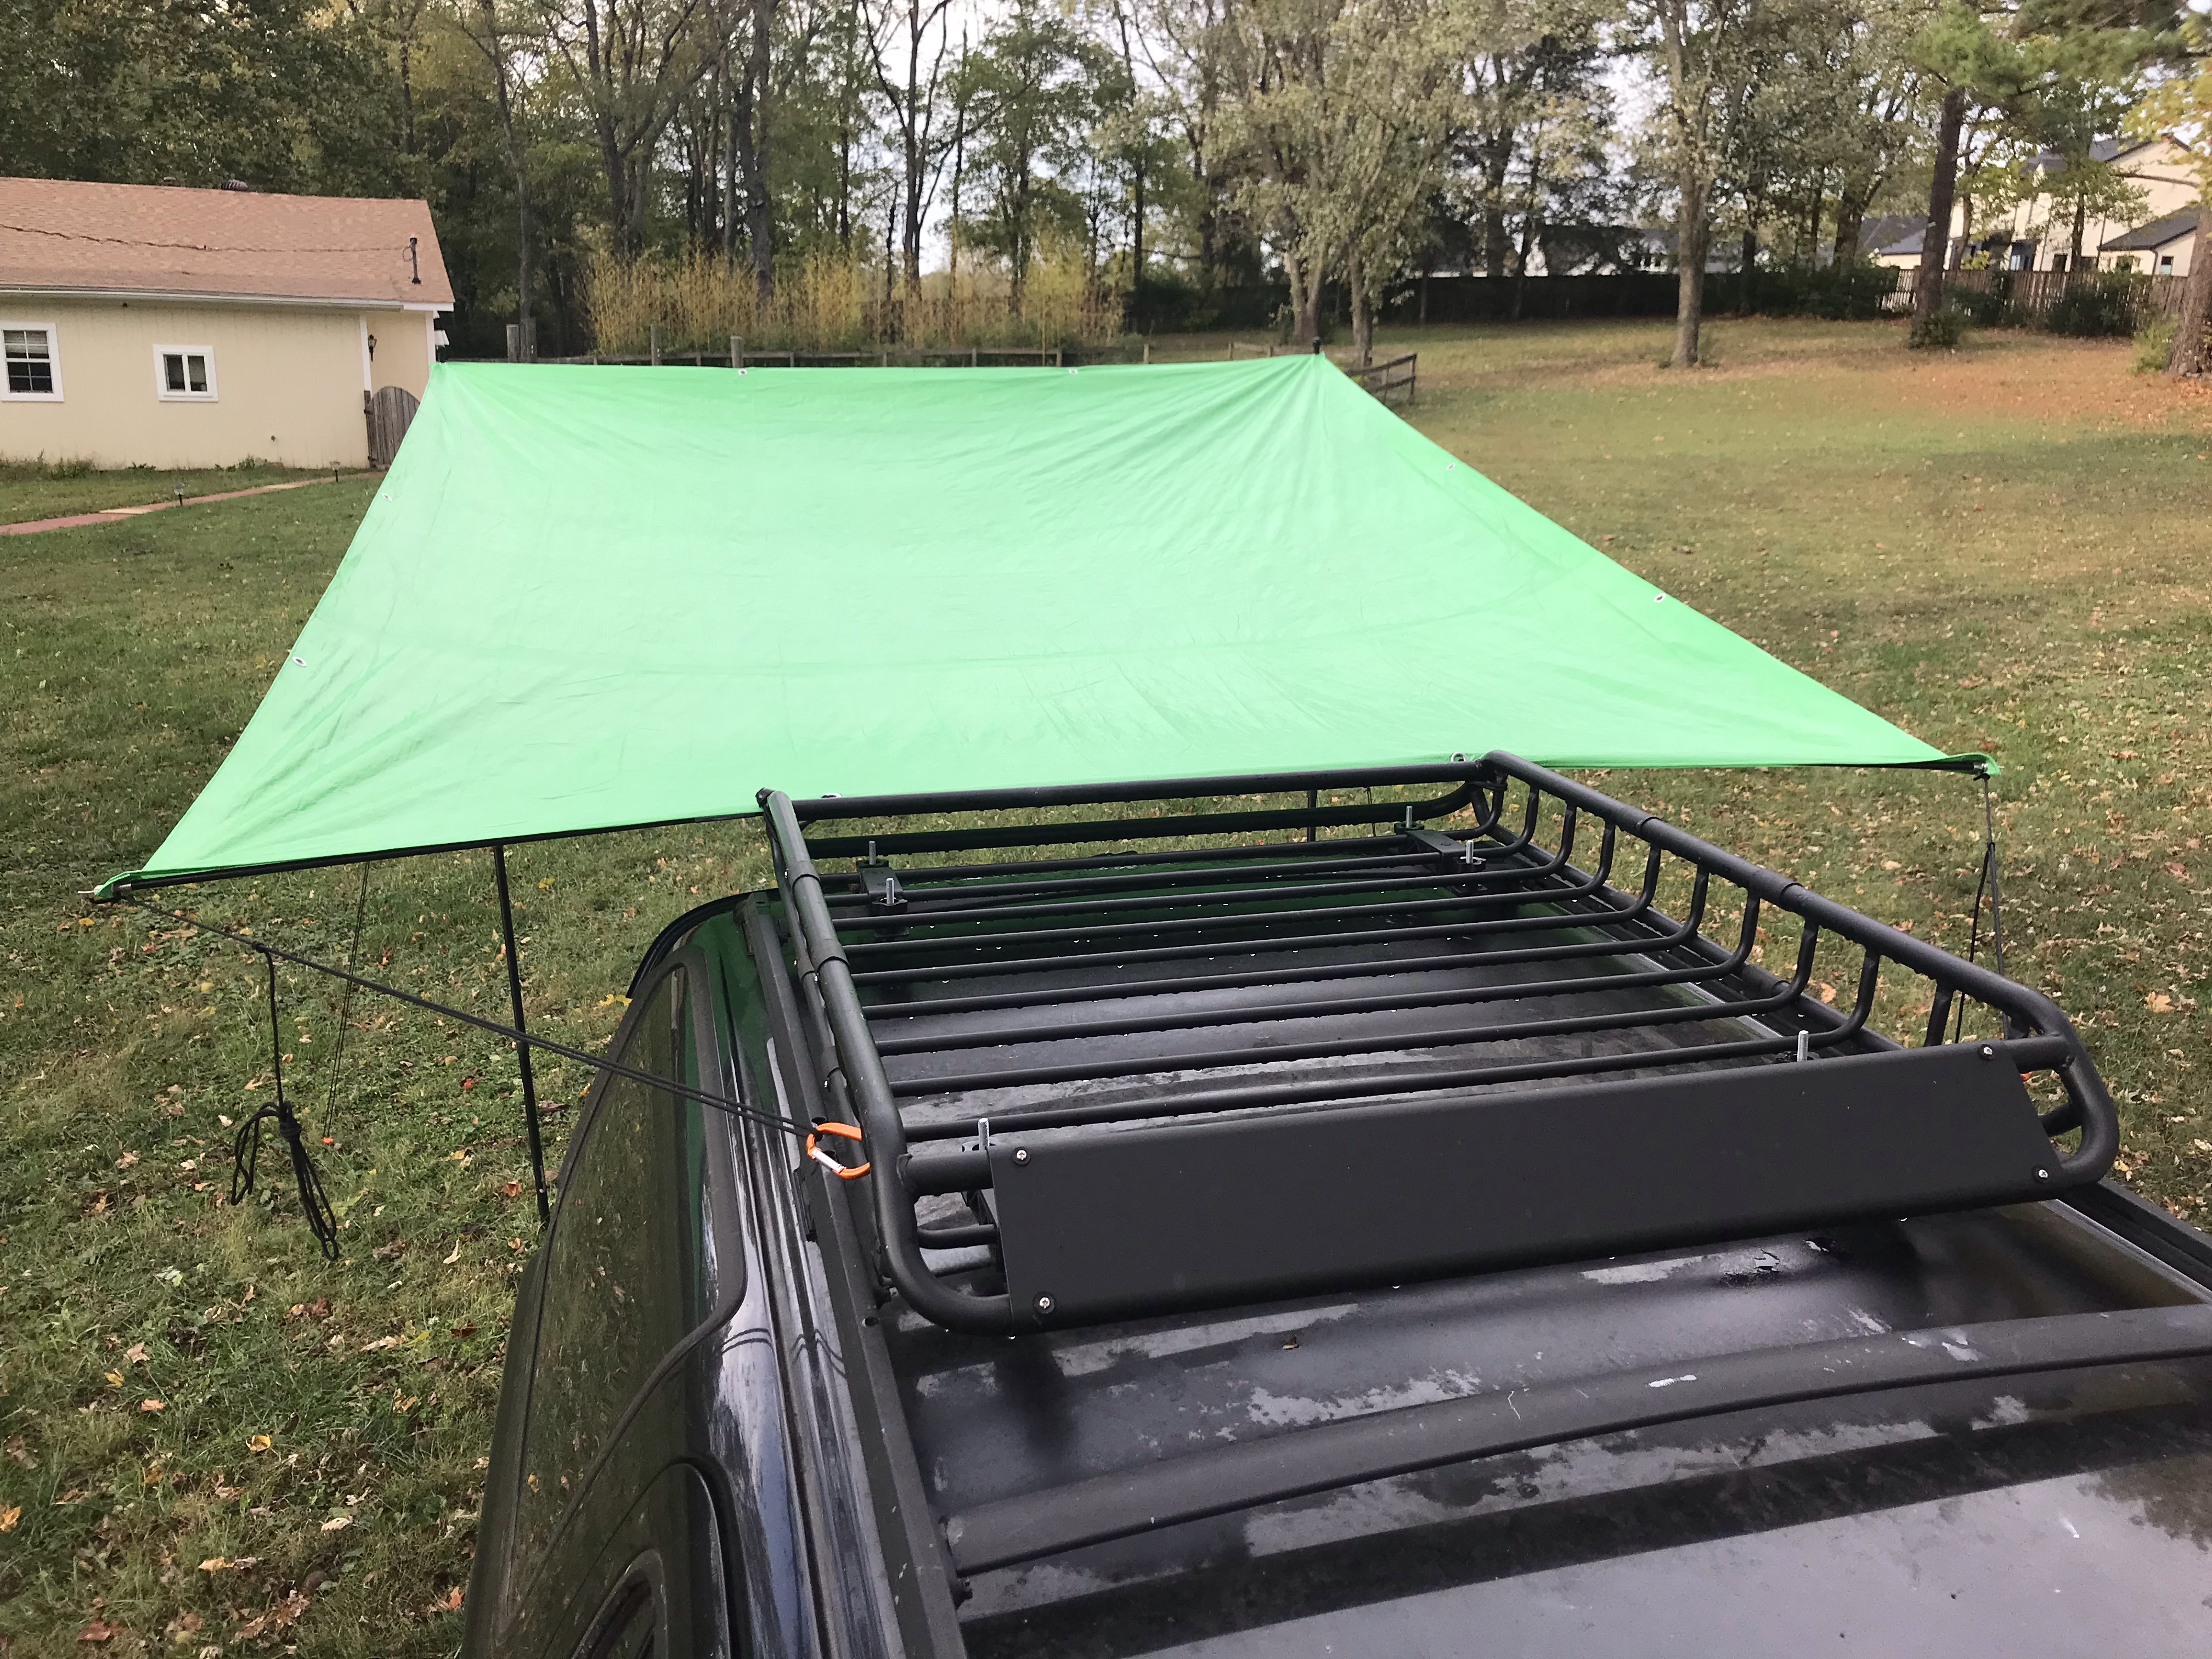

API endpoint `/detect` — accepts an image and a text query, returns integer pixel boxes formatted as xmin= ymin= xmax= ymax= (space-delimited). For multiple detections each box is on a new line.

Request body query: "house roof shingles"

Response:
xmin=2101 ymin=206 xmax=2201 ymax=253
xmin=0 ymin=178 xmax=453 ymax=307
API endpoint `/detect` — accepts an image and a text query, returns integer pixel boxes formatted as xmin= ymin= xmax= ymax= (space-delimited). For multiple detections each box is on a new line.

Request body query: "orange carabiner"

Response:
xmin=805 ymin=1120 xmax=871 ymax=1180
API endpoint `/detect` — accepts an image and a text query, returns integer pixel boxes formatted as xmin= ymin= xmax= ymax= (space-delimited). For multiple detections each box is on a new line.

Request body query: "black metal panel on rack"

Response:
xmin=987 ymin=1045 xmax=2061 ymax=1325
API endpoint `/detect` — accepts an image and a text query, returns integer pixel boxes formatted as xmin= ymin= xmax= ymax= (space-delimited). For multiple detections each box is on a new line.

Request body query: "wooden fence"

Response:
xmin=365 ymin=386 xmax=419 ymax=469
xmin=1228 ymin=341 xmax=1418 ymax=407
xmin=1891 ymin=267 xmax=2187 ymax=332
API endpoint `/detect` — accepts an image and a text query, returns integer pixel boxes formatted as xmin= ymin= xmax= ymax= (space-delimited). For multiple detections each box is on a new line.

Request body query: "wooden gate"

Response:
xmin=366 ymin=386 xmax=421 ymax=469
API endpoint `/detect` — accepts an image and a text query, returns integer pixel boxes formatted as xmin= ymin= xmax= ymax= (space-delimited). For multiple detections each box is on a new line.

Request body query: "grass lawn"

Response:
xmin=1 ymin=460 xmax=363 ymax=527
xmin=4 ymin=316 xmax=2211 ymax=1652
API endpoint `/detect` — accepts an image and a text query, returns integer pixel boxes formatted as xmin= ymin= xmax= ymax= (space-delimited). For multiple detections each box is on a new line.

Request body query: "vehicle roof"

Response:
xmin=664 ymin=890 xmax=2212 ymax=1657
xmin=887 ymin=1205 xmax=2212 ymax=1655
xmin=658 ymin=761 xmax=2212 ymax=1656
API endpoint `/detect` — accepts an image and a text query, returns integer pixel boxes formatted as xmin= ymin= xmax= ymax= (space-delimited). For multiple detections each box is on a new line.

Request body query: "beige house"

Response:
xmin=1 ymin=179 xmax=452 ymax=470
xmin=1872 ymin=137 xmax=2202 ymax=276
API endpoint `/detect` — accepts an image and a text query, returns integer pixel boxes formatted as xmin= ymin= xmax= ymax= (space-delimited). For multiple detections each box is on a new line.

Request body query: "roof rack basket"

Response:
xmin=761 ymin=753 xmax=2118 ymax=1335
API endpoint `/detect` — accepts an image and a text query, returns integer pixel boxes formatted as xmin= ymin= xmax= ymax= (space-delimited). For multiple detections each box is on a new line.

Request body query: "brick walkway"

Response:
xmin=1 ymin=473 xmax=374 ymax=536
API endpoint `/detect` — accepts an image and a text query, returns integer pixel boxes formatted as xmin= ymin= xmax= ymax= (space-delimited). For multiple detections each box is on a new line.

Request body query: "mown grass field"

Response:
xmin=4 ymin=316 xmax=2210 ymax=1654
xmin=0 ymin=461 xmax=361 ymax=527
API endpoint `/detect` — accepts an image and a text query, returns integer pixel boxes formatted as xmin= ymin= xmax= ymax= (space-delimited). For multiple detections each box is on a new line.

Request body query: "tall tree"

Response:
xmin=1637 ymin=0 xmax=1760 ymax=366
xmin=547 ymin=0 xmax=712 ymax=252
xmin=466 ymin=0 xmax=537 ymax=353
xmin=865 ymin=0 xmax=955 ymax=295
xmin=955 ymin=0 xmax=1110 ymax=315
xmin=2129 ymin=19 xmax=2211 ymax=373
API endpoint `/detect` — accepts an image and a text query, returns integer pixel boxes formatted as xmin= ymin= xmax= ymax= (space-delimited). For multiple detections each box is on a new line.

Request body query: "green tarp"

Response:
xmin=109 ymin=353 xmax=1971 ymax=891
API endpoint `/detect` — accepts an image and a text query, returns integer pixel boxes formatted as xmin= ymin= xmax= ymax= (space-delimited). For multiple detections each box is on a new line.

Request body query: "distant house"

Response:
xmin=1 ymin=179 xmax=452 ymax=470
xmin=2101 ymin=207 xmax=2201 ymax=276
xmin=1871 ymin=137 xmax=2200 ymax=276
xmin=1857 ymin=215 xmax=1926 ymax=267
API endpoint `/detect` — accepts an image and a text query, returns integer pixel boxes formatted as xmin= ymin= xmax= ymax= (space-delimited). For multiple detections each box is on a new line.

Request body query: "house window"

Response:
xmin=2050 ymin=255 xmax=2068 ymax=274
xmin=2160 ymin=255 xmax=2176 ymax=275
xmin=155 ymin=346 xmax=217 ymax=401
xmin=3 ymin=324 xmax=60 ymax=399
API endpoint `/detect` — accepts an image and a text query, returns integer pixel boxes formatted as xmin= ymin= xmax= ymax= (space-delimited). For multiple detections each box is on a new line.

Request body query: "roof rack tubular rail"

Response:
xmin=802 ymin=775 xmax=1500 ymax=864
xmin=865 ymin=866 xmax=1726 ymax=1057
xmin=1485 ymin=753 xmax=2118 ymax=1179
xmin=879 ymin=912 xmax=1849 ymax=1098
xmin=788 ymin=759 xmax=1497 ymax=822
xmin=763 ymin=759 xmax=2119 ymax=1337
xmin=844 ymin=837 xmax=1667 ymax=989
xmin=870 ymin=842 xmax=1678 ymax=1020
xmin=838 ymin=807 xmax=1585 ymax=963
xmin=825 ymin=790 xmax=1553 ymax=933
xmin=760 ymin=788 xmax=1012 ymax=1335
xmin=936 ymin=1302 xmax=2212 ymax=1575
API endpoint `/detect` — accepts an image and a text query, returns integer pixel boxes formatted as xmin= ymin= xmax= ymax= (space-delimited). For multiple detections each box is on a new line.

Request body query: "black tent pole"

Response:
xmin=493 ymin=844 xmax=552 ymax=1224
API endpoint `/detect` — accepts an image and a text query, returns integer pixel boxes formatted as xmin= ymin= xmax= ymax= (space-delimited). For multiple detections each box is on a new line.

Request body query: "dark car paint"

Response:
xmin=466 ymin=898 xmax=2212 ymax=1659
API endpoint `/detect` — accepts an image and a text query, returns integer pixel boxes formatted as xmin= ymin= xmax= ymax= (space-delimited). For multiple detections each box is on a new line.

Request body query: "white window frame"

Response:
xmin=153 ymin=344 xmax=218 ymax=402
xmin=1 ymin=320 xmax=63 ymax=401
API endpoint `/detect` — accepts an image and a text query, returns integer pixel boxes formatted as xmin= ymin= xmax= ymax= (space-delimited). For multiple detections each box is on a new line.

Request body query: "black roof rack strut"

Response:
xmin=761 ymin=754 xmax=2119 ymax=1338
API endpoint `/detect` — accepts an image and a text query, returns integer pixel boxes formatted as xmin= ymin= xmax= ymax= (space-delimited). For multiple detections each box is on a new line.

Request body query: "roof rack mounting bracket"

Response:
xmin=1404 ymin=827 xmax=1482 ymax=865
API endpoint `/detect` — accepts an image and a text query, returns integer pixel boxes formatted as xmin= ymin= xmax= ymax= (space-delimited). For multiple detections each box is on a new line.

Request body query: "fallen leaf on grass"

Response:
xmin=443 ymin=1239 xmax=463 ymax=1265
xmin=320 ymin=1514 xmax=353 ymax=1533
xmin=78 ymin=1620 xmax=118 ymax=1643
xmin=104 ymin=1370 xmax=123 ymax=1388
xmin=361 ymin=1335 xmax=401 ymax=1352
xmin=0 ymin=1504 xmax=20 ymax=1531
xmin=2167 ymin=863 xmax=2190 ymax=881
xmin=430 ymin=1586 xmax=464 ymax=1613
xmin=139 ymin=1398 xmax=165 ymax=1413
xmin=123 ymin=1343 xmax=146 ymax=1365
xmin=246 ymin=1434 xmax=272 ymax=1453
xmin=2147 ymin=992 xmax=2177 ymax=1013
xmin=199 ymin=1556 xmax=232 ymax=1572
xmin=114 ymin=1151 xmax=138 ymax=1170
xmin=1816 ymin=983 xmax=1838 ymax=1006
xmin=213 ymin=1482 xmax=241 ymax=1500
xmin=499 ymin=1181 xmax=522 ymax=1200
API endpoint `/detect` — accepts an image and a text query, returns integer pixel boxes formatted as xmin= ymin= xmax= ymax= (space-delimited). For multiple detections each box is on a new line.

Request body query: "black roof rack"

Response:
xmin=761 ymin=753 xmax=2118 ymax=1337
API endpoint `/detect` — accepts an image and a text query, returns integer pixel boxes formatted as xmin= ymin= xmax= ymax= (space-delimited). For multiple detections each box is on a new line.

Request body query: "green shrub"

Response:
xmin=2047 ymin=273 xmax=2143 ymax=337
xmin=1909 ymin=303 xmax=1970 ymax=350
xmin=1712 ymin=261 xmax=1899 ymax=320
xmin=2134 ymin=317 xmax=2179 ymax=373
xmin=1953 ymin=282 xmax=2016 ymax=327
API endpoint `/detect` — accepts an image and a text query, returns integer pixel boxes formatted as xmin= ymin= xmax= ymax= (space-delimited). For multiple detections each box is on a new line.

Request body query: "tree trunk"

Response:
xmin=743 ymin=0 xmax=776 ymax=301
xmin=477 ymin=0 xmax=532 ymax=358
xmin=1671 ymin=173 xmax=1709 ymax=368
xmin=1830 ymin=193 xmax=1866 ymax=269
xmin=1288 ymin=247 xmax=1322 ymax=347
xmin=1348 ymin=247 xmax=1372 ymax=368
xmin=2171 ymin=210 xmax=2212 ymax=378
xmin=1131 ymin=159 xmax=1145 ymax=325
xmin=1912 ymin=87 xmax=1967 ymax=341
xmin=2069 ymin=196 xmax=2085 ymax=268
